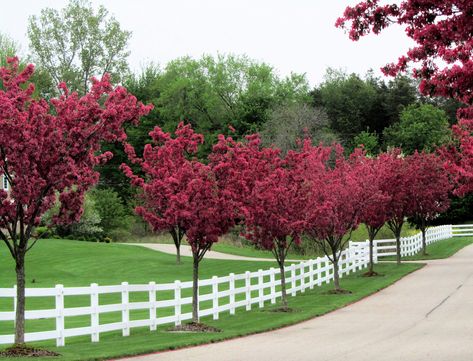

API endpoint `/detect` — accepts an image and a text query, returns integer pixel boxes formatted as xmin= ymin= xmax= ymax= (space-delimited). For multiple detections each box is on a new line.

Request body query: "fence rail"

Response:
xmin=349 ymin=224 xmax=455 ymax=260
xmin=0 ymin=248 xmax=369 ymax=347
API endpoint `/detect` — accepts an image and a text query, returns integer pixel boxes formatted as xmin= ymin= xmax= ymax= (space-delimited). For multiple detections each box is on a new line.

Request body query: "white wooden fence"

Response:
xmin=1 ymin=224 xmax=469 ymax=347
xmin=0 ymin=248 xmax=369 ymax=347
xmin=348 ymin=224 xmax=471 ymax=261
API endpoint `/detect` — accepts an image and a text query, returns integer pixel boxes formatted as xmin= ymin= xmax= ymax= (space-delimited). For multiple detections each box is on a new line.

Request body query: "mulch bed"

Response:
xmin=267 ymin=307 xmax=294 ymax=313
xmin=362 ymin=270 xmax=381 ymax=277
xmin=167 ymin=322 xmax=222 ymax=333
xmin=0 ymin=344 xmax=60 ymax=357
xmin=326 ymin=289 xmax=353 ymax=295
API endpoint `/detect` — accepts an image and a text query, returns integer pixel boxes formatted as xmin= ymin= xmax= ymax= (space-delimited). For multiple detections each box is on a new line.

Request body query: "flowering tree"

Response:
xmin=122 ymin=124 xmax=234 ymax=324
xmin=379 ymin=150 xmax=413 ymax=264
xmin=407 ymin=151 xmax=452 ymax=255
xmin=122 ymin=123 xmax=205 ymax=264
xmin=305 ymin=147 xmax=364 ymax=292
xmin=353 ymin=151 xmax=390 ymax=275
xmin=0 ymin=58 xmax=150 ymax=345
xmin=337 ymin=1 xmax=473 ymax=196
xmin=211 ymin=135 xmax=331 ymax=308
xmin=336 ymin=0 xmax=473 ymax=105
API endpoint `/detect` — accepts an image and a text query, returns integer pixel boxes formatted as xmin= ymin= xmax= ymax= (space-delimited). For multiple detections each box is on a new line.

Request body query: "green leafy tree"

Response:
xmin=91 ymin=188 xmax=128 ymax=237
xmin=98 ymin=64 xmax=162 ymax=200
xmin=384 ymin=103 xmax=451 ymax=153
xmin=312 ymin=69 xmax=381 ymax=146
xmin=353 ymin=130 xmax=379 ymax=155
xmin=260 ymin=102 xmax=337 ymax=153
xmin=28 ymin=0 xmax=131 ymax=94
xmin=156 ymin=54 xmax=310 ymax=153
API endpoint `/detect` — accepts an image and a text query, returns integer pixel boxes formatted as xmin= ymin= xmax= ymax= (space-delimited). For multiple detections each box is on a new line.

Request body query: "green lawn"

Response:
xmin=401 ymin=236 xmax=473 ymax=261
xmin=211 ymin=243 xmax=312 ymax=260
xmin=0 ymin=239 xmax=422 ymax=361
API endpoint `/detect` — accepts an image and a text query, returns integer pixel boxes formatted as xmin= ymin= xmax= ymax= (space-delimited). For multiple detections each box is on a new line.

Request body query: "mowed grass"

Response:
xmin=0 ymin=239 xmax=280 ymax=288
xmin=0 ymin=239 xmax=423 ymax=361
xmin=402 ymin=236 xmax=473 ymax=261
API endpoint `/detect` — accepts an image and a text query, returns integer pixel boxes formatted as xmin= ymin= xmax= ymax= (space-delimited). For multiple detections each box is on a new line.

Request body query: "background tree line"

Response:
xmin=0 ymin=0 xmax=466 ymax=243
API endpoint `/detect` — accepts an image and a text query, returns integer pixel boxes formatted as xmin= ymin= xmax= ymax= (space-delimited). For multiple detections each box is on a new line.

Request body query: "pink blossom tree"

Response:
xmin=353 ymin=150 xmax=390 ymax=275
xmin=305 ymin=147 xmax=364 ymax=292
xmin=336 ymin=0 xmax=473 ymax=106
xmin=0 ymin=57 xmax=151 ymax=345
xmin=379 ymin=150 xmax=414 ymax=265
xmin=407 ymin=151 xmax=452 ymax=255
xmin=211 ymin=135 xmax=331 ymax=308
xmin=122 ymin=124 xmax=235 ymax=324
xmin=122 ymin=122 xmax=205 ymax=264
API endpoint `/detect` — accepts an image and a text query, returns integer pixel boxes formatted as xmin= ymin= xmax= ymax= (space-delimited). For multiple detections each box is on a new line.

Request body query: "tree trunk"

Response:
xmin=421 ymin=219 xmax=427 ymax=256
xmin=333 ymin=260 xmax=340 ymax=291
xmin=14 ymin=251 xmax=26 ymax=345
xmin=332 ymin=250 xmax=340 ymax=291
xmin=369 ymin=237 xmax=374 ymax=274
xmin=176 ymin=245 xmax=181 ymax=265
xmin=278 ymin=262 xmax=288 ymax=309
xmin=170 ymin=228 xmax=182 ymax=265
xmin=192 ymin=253 xmax=199 ymax=323
xmin=396 ymin=233 xmax=401 ymax=265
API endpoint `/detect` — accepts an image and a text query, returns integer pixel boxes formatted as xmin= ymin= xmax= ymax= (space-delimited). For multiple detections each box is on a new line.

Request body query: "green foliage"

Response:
xmin=260 ymin=102 xmax=338 ymax=153
xmin=155 ymin=54 xmax=310 ymax=154
xmin=67 ymin=193 xmax=103 ymax=240
xmin=352 ymin=130 xmax=379 ymax=155
xmin=27 ymin=0 xmax=131 ymax=95
xmin=312 ymin=70 xmax=420 ymax=149
xmin=312 ymin=69 xmax=380 ymax=146
xmin=383 ymin=103 xmax=451 ymax=153
xmin=43 ymin=193 xmax=103 ymax=241
xmin=91 ymin=188 xmax=129 ymax=237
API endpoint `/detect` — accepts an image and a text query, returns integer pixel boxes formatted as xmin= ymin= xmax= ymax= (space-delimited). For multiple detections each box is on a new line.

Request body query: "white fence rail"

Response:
xmin=348 ymin=224 xmax=468 ymax=261
xmin=0 ymin=248 xmax=369 ymax=347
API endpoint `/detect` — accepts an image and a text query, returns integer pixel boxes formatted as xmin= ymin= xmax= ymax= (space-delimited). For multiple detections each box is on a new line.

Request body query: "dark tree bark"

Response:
xmin=192 ymin=253 xmax=199 ymax=323
xmin=421 ymin=218 xmax=427 ymax=256
xmin=170 ymin=227 xmax=184 ymax=264
xmin=388 ymin=220 xmax=403 ymax=265
xmin=14 ymin=249 xmax=26 ymax=345
xmin=332 ymin=249 xmax=341 ymax=291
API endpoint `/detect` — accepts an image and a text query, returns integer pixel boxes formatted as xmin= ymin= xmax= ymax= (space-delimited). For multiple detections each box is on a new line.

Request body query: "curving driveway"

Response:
xmin=118 ymin=244 xmax=473 ymax=361
xmin=124 ymin=243 xmax=302 ymax=262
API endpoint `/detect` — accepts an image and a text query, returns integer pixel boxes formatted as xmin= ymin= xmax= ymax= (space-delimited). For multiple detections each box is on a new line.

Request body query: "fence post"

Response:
xmin=212 ymin=276 xmax=219 ymax=320
xmin=149 ymin=281 xmax=157 ymax=331
xmin=121 ymin=282 xmax=130 ymax=336
xmin=90 ymin=283 xmax=99 ymax=342
xmin=326 ymin=258 xmax=331 ymax=284
xmin=373 ymin=240 xmax=378 ymax=264
xmin=269 ymin=268 xmax=276 ymax=304
xmin=309 ymin=260 xmax=314 ymax=290
xmin=245 ymin=271 xmax=251 ymax=311
xmin=300 ymin=263 xmax=306 ymax=292
xmin=229 ymin=273 xmax=235 ymax=315
xmin=55 ymin=284 xmax=65 ymax=347
xmin=291 ymin=264 xmax=296 ymax=296
xmin=258 ymin=269 xmax=264 ymax=308
xmin=316 ymin=258 xmax=322 ymax=286
xmin=174 ymin=280 xmax=181 ymax=326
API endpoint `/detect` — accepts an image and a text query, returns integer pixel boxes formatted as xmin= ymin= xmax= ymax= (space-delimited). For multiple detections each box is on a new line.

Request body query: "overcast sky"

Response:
xmin=0 ymin=0 xmax=413 ymax=86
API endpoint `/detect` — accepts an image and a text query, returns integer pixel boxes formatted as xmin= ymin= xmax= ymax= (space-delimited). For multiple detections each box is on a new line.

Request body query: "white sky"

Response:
xmin=0 ymin=0 xmax=413 ymax=86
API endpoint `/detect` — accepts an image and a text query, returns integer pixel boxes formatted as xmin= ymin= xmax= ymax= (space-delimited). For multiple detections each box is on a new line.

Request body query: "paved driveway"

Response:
xmin=124 ymin=243 xmax=302 ymax=262
xmin=118 ymin=245 xmax=473 ymax=361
